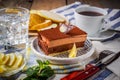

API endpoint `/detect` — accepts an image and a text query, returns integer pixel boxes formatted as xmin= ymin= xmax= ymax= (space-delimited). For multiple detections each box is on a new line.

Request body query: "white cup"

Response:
xmin=74 ymin=6 xmax=108 ymax=36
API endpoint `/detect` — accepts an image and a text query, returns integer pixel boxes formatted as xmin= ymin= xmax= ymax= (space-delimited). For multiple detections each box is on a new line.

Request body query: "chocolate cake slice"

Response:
xmin=38 ymin=24 xmax=87 ymax=55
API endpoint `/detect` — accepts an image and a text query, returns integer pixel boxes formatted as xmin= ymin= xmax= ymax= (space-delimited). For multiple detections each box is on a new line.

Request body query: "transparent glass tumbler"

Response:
xmin=0 ymin=7 xmax=29 ymax=54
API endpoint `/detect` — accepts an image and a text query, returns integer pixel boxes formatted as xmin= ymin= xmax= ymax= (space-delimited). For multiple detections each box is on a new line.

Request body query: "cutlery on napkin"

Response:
xmin=107 ymin=56 xmax=120 ymax=77
xmin=61 ymin=50 xmax=120 ymax=80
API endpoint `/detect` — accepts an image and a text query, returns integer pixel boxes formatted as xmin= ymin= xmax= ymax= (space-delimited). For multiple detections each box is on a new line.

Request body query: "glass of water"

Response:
xmin=0 ymin=7 xmax=29 ymax=54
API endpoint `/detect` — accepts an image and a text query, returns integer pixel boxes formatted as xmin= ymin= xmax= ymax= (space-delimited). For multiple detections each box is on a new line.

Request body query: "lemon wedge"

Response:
xmin=69 ymin=43 xmax=77 ymax=58
xmin=0 ymin=53 xmax=25 ymax=76
xmin=0 ymin=53 xmax=5 ymax=64
xmin=39 ymin=10 xmax=65 ymax=23
xmin=7 ymin=53 xmax=16 ymax=66
xmin=2 ymin=54 xmax=10 ymax=65
xmin=0 ymin=53 xmax=5 ymax=59
xmin=12 ymin=54 xmax=23 ymax=68
xmin=0 ymin=65 xmax=6 ymax=73
xmin=5 ymin=8 xmax=19 ymax=13
xmin=30 ymin=10 xmax=65 ymax=22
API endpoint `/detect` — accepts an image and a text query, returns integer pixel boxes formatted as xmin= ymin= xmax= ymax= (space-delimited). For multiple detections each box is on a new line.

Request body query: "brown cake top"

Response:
xmin=38 ymin=26 xmax=70 ymax=41
xmin=38 ymin=24 xmax=87 ymax=41
xmin=38 ymin=24 xmax=87 ymax=47
xmin=67 ymin=26 xmax=86 ymax=36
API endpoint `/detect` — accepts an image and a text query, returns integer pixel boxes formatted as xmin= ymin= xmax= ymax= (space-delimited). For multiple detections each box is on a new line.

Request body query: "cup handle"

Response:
xmin=100 ymin=16 xmax=110 ymax=32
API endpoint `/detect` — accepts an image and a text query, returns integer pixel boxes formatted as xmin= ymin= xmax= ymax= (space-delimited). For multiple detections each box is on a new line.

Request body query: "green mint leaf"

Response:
xmin=23 ymin=77 xmax=31 ymax=80
xmin=43 ymin=60 xmax=50 ymax=65
xmin=31 ymin=78 xmax=39 ymax=80
xmin=26 ymin=67 xmax=34 ymax=76
xmin=24 ymin=60 xmax=54 ymax=80
xmin=40 ymin=66 xmax=54 ymax=78
xmin=38 ymin=76 xmax=48 ymax=80
xmin=37 ymin=60 xmax=43 ymax=66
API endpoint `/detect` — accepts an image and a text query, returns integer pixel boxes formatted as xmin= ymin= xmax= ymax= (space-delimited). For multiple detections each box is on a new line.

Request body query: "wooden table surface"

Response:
xmin=0 ymin=0 xmax=120 ymax=10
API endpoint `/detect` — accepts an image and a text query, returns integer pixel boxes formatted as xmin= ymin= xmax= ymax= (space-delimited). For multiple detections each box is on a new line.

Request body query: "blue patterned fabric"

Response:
xmin=93 ymin=69 xmax=112 ymax=80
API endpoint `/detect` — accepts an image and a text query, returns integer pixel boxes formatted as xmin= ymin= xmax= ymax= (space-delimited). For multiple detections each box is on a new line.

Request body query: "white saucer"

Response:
xmin=87 ymin=30 xmax=116 ymax=41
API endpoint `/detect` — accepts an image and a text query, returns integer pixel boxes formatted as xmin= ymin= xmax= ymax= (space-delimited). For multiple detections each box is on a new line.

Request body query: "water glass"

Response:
xmin=0 ymin=7 xmax=29 ymax=54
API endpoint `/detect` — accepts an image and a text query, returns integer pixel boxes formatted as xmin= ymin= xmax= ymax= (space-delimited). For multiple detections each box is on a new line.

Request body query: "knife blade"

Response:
xmin=61 ymin=51 xmax=120 ymax=80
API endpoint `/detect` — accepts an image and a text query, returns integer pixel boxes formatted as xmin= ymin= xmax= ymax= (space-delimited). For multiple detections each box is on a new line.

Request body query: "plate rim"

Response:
xmin=31 ymin=38 xmax=95 ymax=61
xmin=87 ymin=31 xmax=116 ymax=40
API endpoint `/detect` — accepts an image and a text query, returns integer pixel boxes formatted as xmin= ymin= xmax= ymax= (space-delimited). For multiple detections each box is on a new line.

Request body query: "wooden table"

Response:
xmin=0 ymin=0 xmax=120 ymax=10
xmin=31 ymin=0 xmax=120 ymax=10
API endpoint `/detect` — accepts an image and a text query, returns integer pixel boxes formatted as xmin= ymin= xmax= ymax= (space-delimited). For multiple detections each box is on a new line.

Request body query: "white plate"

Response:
xmin=87 ymin=30 xmax=116 ymax=41
xmin=0 ymin=58 xmax=26 ymax=77
xmin=31 ymin=38 xmax=95 ymax=64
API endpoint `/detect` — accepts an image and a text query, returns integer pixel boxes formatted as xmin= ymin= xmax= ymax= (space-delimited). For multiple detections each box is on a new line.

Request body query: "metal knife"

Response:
xmin=61 ymin=51 xmax=120 ymax=80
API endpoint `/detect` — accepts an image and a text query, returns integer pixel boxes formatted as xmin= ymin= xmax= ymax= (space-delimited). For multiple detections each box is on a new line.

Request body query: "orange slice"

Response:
xmin=30 ymin=20 xmax=52 ymax=30
xmin=29 ymin=13 xmax=45 ymax=28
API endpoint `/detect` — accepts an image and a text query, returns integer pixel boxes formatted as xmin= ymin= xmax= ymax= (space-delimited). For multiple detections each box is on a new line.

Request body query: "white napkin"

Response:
xmin=107 ymin=56 xmax=120 ymax=78
xmin=104 ymin=73 xmax=120 ymax=80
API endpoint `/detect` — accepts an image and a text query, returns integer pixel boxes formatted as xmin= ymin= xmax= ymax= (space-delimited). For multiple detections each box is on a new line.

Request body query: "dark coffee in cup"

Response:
xmin=74 ymin=6 xmax=107 ymax=36
xmin=78 ymin=11 xmax=103 ymax=16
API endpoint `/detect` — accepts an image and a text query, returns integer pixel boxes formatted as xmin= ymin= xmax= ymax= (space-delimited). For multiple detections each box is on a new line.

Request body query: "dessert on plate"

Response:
xmin=37 ymin=24 xmax=87 ymax=55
